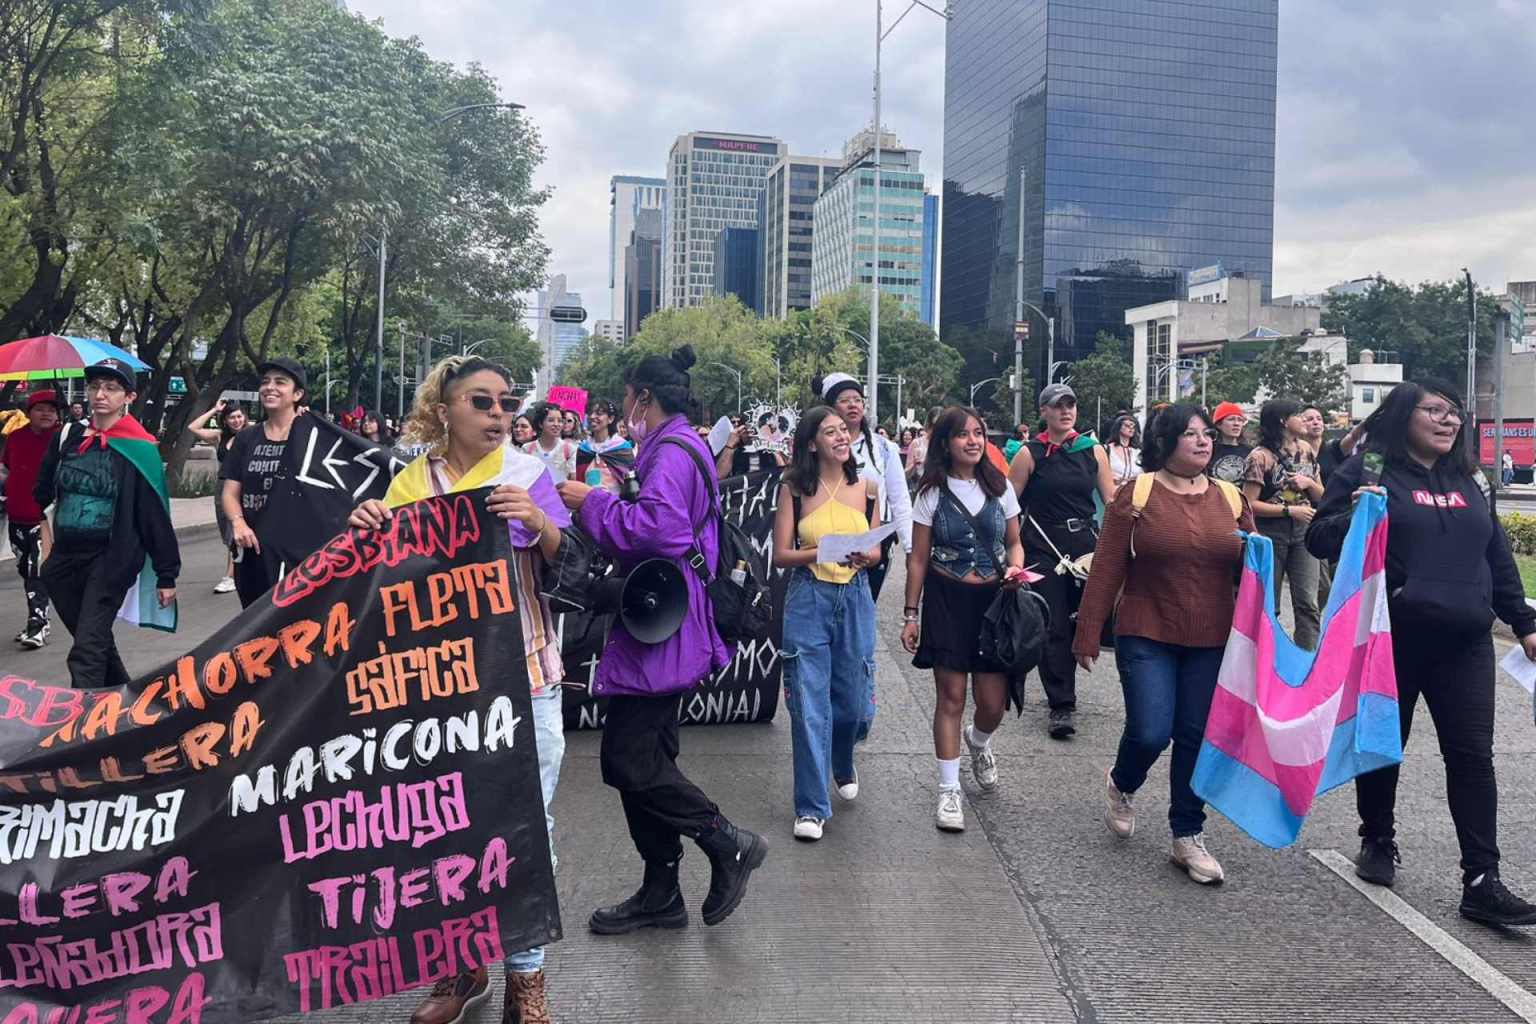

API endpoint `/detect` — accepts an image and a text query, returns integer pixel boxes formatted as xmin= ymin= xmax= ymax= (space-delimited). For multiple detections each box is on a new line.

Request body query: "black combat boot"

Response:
xmin=696 ymin=819 xmax=768 ymax=926
xmin=588 ymin=857 xmax=688 ymax=935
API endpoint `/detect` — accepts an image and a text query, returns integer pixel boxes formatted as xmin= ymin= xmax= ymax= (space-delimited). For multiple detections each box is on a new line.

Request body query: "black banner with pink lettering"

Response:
xmin=558 ymin=468 xmax=786 ymax=731
xmin=0 ymin=493 xmax=560 ymax=1023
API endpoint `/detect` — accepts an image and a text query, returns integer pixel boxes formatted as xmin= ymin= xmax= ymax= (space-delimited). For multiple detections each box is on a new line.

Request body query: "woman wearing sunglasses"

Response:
xmin=348 ymin=355 xmax=572 ymax=1023
xmin=1074 ymin=405 xmax=1252 ymax=885
xmin=1307 ymin=379 xmax=1536 ymax=928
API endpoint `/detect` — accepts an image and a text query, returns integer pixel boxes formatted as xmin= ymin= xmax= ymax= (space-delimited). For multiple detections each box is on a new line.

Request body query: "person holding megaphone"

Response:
xmin=346 ymin=355 xmax=571 ymax=1024
xmin=555 ymin=344 xmax=769 ymax=938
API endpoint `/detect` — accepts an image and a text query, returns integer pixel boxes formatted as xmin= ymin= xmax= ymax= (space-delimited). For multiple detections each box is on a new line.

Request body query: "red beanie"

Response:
xmin=1211 ymin=401 xmax=1246 ymax=424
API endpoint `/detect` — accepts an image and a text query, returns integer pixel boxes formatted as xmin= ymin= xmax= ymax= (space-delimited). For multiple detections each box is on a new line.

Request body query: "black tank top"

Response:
xmin=1020 ymin=439 xmax=1098 ymax=526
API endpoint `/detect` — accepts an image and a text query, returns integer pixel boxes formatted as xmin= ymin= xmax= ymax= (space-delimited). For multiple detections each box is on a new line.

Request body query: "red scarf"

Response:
xmin=1035 ymin=429 xmax=1079 ymax=459
xmin=77 ymin=413 xmax=157 ymax=453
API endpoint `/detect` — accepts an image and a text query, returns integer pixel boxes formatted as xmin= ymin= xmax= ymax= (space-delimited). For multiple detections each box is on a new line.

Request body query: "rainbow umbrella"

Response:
xmin=0 ymin=334 xmax=151 ymax=381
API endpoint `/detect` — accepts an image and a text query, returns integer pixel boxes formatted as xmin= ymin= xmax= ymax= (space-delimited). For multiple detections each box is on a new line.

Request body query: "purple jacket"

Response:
xmin=578 ymin=414 xmax=732 ymax=696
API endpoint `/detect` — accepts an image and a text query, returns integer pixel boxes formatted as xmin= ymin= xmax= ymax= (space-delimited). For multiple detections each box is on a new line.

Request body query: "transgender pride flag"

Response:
xmin=1191 ymin=491 xmax=1402 ymax=848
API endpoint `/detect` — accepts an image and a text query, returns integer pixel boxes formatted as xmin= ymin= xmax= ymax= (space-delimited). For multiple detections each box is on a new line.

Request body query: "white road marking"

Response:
xmin=1311 ymin=848 xmax=1536 ymax=1021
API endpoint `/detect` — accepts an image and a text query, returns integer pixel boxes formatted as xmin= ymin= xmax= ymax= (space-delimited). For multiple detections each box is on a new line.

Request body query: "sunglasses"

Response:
xmin=462 ymin=394 xmax=519 ymax=414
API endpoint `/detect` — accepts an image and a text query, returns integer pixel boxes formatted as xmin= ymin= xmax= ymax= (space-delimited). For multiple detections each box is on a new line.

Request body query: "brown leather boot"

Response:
xmin=503 ymin=969 xmax=551 ymax=1024
xmin=410 ymin=966 xmax=489 ymax=1024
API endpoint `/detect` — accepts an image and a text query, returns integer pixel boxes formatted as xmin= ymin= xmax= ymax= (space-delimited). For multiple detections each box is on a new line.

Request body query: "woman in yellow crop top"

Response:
xmin=772 ymin=406 xmax=883 ymax=842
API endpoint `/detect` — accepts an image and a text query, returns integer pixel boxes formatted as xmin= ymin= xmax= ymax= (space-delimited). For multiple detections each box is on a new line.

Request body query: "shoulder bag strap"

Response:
xmin=655 ymin=436 xmax=719 ymax=582
xmin=940 ymin=482 xmax=1002 ymax=558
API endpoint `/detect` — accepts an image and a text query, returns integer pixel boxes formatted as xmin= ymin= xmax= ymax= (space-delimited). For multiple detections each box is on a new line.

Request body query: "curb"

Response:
xmin=0 ymin=518 xmax=222 ymax=564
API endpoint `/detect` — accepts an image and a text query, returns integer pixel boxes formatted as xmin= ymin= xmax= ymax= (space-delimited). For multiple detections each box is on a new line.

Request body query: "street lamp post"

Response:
xmin=707 ymin=361 xmax=744 ymax=414
xmin=970 ymin=376 xmax=1001 ymax=406
xmin=869 ymin=0 xmax=949 ymax=428
xmin=464 ymin=337 xmax=497 ymax=356
xmin=374 ymin=101 xmax=525 ymax=411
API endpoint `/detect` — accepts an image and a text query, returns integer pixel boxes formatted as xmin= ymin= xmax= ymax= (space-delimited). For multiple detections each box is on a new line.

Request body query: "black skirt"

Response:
xmin=913 ymin=569 xmax=1007 ymax=674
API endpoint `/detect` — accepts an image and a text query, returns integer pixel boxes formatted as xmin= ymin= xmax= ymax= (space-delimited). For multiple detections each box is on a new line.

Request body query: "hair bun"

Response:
xmin=669 ymin=345 xmax=697 ymax=373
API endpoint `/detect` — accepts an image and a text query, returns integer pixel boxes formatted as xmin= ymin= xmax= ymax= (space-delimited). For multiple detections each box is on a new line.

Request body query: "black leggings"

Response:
xmin=1355 ymin=632 xmax=1499 ymax=880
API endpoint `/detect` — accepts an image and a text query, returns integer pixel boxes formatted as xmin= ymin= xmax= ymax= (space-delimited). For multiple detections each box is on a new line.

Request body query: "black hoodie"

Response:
xmin=1306 ymin=452 xmax=1535 ymax=640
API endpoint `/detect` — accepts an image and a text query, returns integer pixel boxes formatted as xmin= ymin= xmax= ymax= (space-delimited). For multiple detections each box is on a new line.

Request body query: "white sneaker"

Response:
xmin=213 ymin=576 xmax=236 ymax=594
xmin=1171 ymin=833 xmax=1225 ymax=885
xmin=836 ymin=770 xmax=859 ymax=801
xmin=935 ymin=788 xmax=965 ymax=832
xmin=793 ymin=816 xmax=824 ymax=841
xmin=964 ymin=726 xmax=998 ymax=791
xmin=18 ymin=622 xmax=48 ymax=649
xmin=1105 ymin=767 xmax=1135 ymax=838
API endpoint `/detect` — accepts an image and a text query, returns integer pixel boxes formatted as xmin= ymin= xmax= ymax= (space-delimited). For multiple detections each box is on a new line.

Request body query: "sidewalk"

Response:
xmin=0 ymin=496 xmax=219 ymax=563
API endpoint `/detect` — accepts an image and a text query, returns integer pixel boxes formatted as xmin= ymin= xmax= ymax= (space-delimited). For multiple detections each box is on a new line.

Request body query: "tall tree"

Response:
xmin=1253 ymin=342 xmax=1351 ymax=416
xmin=0 ymin=0 xmax=197 ymax=341
xmin=1323 ymin=276 xmax=1500 ymax=385
xmin=1063 ymin=331 xmax=1139 ymax=433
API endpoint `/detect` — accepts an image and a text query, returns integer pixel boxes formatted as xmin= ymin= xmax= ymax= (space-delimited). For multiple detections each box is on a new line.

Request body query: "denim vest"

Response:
xmin=930 ymin=486 xmax=1007 ymax=579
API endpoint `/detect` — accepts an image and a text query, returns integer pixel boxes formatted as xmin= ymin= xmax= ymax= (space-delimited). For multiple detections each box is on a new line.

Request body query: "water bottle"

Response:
xmin=729 ymin=559 xmax=749 ymax=586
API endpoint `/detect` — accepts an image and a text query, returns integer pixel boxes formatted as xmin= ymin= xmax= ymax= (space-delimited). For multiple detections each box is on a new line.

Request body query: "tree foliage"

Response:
xmin=1253 ymin=342 xmax=1351 ymax=416
xmin=0 ymin=0 xmax=548 ymax=480
xmin=1063 ymin=331 xmax=1138 ymax=434
xmin=1323 ymin=276 xmax=1500 ymax=386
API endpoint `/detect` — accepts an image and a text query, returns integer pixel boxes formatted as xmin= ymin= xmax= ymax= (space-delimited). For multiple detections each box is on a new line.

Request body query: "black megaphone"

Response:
xmin=591 ymin=558 xmax=689 ymax=644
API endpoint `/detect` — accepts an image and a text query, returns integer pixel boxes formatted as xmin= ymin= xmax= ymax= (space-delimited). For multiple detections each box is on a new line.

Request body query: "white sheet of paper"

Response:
xmin=816 ymin=521 xmax=901 ymax=565
xmin=707 ymin=416 xmax=734 ymax=456
xmin=1498 ymin=643 xmax=1536 ymax=695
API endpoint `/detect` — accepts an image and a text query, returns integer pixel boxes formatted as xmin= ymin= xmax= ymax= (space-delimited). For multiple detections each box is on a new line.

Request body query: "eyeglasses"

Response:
xmin=1416 ymin=404 xmax=1463 ymax=424
xmin=1180 ymin=429 xmax=1220 ymax=442
xmin=462 ymin=394 xmax=518 ymax=414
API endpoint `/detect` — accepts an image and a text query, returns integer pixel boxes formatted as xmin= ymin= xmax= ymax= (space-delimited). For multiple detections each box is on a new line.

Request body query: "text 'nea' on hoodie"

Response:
xmin=1306 ymin=452 xmax=1536 ymax=640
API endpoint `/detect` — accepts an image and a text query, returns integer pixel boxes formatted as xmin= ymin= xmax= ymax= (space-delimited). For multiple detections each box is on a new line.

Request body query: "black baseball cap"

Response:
xmin=256 ymin=357 xmax=307 ymax=390
xmin=84 ymin=358 xmax=137 ymax=391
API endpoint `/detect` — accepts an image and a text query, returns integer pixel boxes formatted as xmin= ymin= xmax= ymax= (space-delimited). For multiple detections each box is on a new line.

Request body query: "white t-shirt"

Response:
xmin=912 ymin=477 xmax=1021 ymax=526
xmin=1108 ymin=444 xmax=1142 ymax=485
xmin=523 ymin=439 xmax=578 ymax=483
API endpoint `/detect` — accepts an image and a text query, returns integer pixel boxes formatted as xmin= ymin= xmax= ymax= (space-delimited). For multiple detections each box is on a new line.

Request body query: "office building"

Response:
xmin=921 ymin=192 xmax=939 ymax=328
xmin=712 ymin=226 xmax=760 ymax=311
xmin=759 ymin=155 xmax=841 ymax=318
xmin=609 ymin=176 xmax=665 ymax=322
xmin=663 ymin=131 xmax=786 ymax=309
xmin=1125 ymin=272 xmax=1318 ymax=411
xmin=536 ymin=274 xmax=588 ymax=382
xmin=591 ymin=320 xmax=624 ymax=343
xmin=624 ymin=208 xmax=663 ymax=339
xmin=941 ymin=0 xmax=1278 ymax=374
xmin=810 ymin=127 xmax=929 ymax=316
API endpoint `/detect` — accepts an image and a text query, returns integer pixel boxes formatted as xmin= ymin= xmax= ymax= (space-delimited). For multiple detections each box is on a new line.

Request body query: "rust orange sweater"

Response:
xmin=1072 ymin=478 xmax=1254 ymax=658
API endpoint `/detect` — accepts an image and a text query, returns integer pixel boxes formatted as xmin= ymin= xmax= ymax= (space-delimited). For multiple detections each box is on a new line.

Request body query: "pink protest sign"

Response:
xmin=546 ymin=386 xmax=589 ymax=413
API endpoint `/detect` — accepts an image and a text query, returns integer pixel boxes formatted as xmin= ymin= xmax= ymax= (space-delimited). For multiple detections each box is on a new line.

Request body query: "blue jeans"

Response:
xmin=504 ymin=687 xmax=565 ymax=973
xmin=781 ymin=569 xmax=877 ymax=820
xmin=1109 ymin=636 xmax=1223 ymax=838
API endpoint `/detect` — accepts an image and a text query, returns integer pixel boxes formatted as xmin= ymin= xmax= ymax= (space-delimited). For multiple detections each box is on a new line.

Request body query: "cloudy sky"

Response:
xmin=349 ymin=0 xmax=1536 ymax=321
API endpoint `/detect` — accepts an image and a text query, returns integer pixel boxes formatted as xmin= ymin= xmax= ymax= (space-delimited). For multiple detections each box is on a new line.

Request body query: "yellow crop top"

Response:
xmin=797 ymin=479 xmax=872 ymax=584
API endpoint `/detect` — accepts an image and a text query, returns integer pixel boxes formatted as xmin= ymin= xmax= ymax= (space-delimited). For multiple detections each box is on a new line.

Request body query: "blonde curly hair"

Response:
xmin=398 ymin=355 xmax=514 ymax=451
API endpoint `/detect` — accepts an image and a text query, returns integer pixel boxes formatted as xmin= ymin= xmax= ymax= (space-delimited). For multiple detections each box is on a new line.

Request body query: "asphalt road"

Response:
xmin=5 ymin=532 xmax=1536 ymax=1022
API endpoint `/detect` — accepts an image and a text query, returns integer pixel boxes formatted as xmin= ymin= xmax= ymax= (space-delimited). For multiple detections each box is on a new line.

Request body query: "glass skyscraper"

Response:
xmin=811 ymin=129 xmax=929 ymax=318
xmin=941 ymin=0 xmax=1277 ymax=366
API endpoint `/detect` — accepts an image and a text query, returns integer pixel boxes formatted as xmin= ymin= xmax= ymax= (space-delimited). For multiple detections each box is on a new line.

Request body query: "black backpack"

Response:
xmin=655 ymin=437 xmax=774 ymax=644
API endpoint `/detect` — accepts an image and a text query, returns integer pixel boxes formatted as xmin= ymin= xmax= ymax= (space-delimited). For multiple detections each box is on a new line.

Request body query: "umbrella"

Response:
xmin=0 ymin=335 xmax=151 ymax=381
